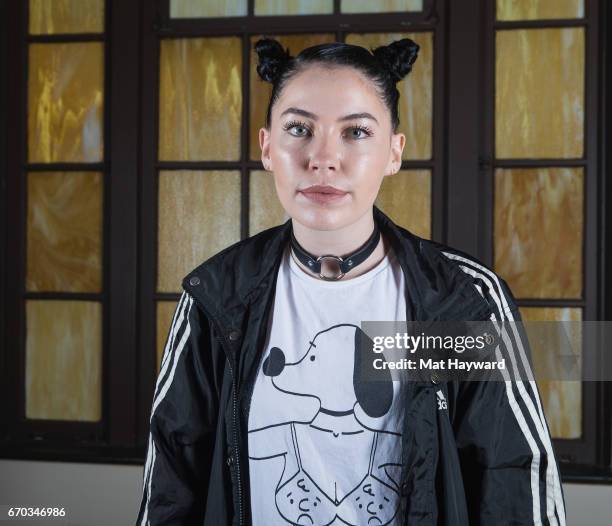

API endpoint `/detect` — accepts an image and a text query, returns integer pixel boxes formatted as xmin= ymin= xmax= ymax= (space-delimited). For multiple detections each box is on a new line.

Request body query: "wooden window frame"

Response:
xmin=1 ymin=0 xmax=142 ymax=464
xmin=0 ymin=0 xmax=610 ymax=483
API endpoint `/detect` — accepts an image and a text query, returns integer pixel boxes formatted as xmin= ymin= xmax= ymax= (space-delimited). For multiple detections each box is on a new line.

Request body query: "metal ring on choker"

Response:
xmin=289 ymin=222 xmax=381 ymax=281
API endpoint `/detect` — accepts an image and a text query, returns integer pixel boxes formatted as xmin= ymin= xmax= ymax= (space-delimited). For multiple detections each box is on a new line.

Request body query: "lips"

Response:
xmin=300 ymin=185 xmax=348 ymax=195
xmin=299 ymin=185 xmax=349 ymax=204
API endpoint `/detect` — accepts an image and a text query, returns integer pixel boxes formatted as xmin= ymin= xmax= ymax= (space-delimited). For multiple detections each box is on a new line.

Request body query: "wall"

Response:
xmin=0 ymin=460 xmax=611 ymax=525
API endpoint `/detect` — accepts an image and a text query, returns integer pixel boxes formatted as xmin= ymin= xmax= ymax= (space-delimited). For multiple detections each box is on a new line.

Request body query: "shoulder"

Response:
xmin=420 ymin=238 xmax=519 ymax=318
xmin=193 ymin=221 xmax=287 ymax=271
xmin=179 ymin=220 xmax=292 ymax=319
xmin=181 ymin=219 xmax=290 ymax=289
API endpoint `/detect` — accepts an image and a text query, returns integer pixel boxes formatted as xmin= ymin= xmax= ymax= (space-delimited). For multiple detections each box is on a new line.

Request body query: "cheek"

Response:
xmin=275 ymin=145 xmax=303 ymax=169
xmin=273 ymin=133 xmax=306 ymax=159
xmin=350 ymin=151 xmax=389 ymax=181
xmin=271 ymin=169 xmax=298 ymax=203
xmin=348 ymin=138 xmax=390 ymax=165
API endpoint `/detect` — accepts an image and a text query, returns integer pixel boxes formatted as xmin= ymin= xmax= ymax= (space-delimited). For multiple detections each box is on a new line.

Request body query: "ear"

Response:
xmin=260 ymin=127 xmax=272 ymax=171
xmin=384 ymin=132 xmax=406 ymax=176
xmin=262 ymin=346 xmax=286 ymax=377
xmin=353 ymin=327 xmax=394 ymax=418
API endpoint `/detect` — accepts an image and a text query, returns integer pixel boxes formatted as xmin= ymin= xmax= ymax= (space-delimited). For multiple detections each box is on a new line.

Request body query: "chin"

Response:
xmin=289 ymin=204 xmax=352 ymax=232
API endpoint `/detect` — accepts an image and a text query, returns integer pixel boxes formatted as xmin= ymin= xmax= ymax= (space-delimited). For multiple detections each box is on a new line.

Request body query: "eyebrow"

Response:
xmin=279 ymin=107 xmax=379 ymax=125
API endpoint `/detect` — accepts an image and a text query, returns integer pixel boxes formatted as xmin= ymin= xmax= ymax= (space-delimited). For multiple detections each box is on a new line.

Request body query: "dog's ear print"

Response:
xmin=353 ymin=327 xmax=393 ymax=418
xmin=262 ymin=346 xmax=285 ymax=377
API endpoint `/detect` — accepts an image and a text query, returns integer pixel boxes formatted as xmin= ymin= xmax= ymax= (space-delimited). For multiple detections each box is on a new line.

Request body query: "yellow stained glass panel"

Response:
xmin=157 ymin=170 xmax=241 ymax=292
xmin=28 ymin=42 xmax=104 ymax=163
xmin=26 ymin=300 xmax=102 ymax=421
xmin=159 ymin=37 xmax=242 ymax=161
xmin=27 ymin=171 xmax=103 ymax=293
xmin=29 ymin=0 xmax=105 ymax=34
xmin=346 ymin=32 xmax=433 ymax=161
xmin=249 ymin=170 xmax=287 ymax=235
xmin=156 ymin=301 xmax=178 ymax=375
xmin=375 ymin=169 xmax=431 ymax=239
xmin=254 ymin=0 xmax=332 ymax=15
xmin=496 ymin=28 xmax=584 ymax=159
xmin=494 ymin=167 xmax=583 ymax=299
xmin=519 ymin=306 xmax=582 ymax=439
xmin=170 ymin=0 xmax=247 ymax=17
xmin=341 ymin=0 xmax=423 ymax=13
xmin=497 ymin=0 xmax=584 ymax=21
xmin=249 ymin=33 xmax=336 ymax=161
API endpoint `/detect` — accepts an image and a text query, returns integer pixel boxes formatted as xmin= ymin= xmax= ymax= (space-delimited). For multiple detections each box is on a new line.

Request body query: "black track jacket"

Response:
xmin=136 ymin=205 xmax=567 ymax=526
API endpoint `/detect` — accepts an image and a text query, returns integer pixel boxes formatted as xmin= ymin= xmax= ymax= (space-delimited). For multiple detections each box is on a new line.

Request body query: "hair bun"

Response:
xmin=254 ymin=38 xmax=292 ymax=83
xmin=372 ymin=38 xmax=420 ymax=83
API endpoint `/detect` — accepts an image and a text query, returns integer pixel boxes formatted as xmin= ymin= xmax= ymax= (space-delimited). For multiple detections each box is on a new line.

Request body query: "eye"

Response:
xmin=346 ymin=125 xmax=373 ymax=139
xmin=310 ymin=355 xmax=315 ymax=361
xmin=282 ymin=120 xmax=373 ymax=140
xmin=283 ymin=120 xmax=311 ymax=137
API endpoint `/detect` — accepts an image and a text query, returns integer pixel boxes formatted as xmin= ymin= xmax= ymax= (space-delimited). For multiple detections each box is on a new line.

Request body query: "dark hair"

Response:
xmin=253 ymin=38 xmax=420 ymax=134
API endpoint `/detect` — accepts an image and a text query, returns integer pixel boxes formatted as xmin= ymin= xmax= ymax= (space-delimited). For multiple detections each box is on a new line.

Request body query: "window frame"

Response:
xmin=447 ymin=0 xmax=610 ymax=479
xmin=0 ymin=0 xmax=143 ymax=464
xmin=0 ymin=0 xmax=610 ymax=483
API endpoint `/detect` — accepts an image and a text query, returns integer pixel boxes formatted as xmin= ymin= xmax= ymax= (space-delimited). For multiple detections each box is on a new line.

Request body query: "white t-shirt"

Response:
xmin=247 ymin=242 xmax=408 ymax=526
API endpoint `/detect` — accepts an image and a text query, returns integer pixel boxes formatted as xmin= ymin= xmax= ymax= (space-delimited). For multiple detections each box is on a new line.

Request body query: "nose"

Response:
xmin=262 ymin=346 xmax=286 ymax=377
xmin=308 ymin=134 xmax=340 ymax=173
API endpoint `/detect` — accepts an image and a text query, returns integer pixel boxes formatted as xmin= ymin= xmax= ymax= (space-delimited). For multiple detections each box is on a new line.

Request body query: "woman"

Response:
xmin=136 ymin=38 xmax=566 ymax=526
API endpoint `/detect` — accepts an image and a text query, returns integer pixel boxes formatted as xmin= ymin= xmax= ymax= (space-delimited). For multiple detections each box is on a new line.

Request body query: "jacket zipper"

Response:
xmin=226 ymin=352 xmax=244 ymax=526
xmin=190 ymin=295 xmax=244 ymax=526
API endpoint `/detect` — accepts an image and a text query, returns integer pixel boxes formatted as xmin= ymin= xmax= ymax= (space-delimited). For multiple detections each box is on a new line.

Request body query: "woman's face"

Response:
xmin=259 ymin=64 xmax=405 ymax=231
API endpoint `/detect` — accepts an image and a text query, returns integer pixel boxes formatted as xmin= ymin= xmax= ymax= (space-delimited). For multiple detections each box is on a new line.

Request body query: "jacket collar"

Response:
xmin=182 ymin=205 xmax=492 ymax=333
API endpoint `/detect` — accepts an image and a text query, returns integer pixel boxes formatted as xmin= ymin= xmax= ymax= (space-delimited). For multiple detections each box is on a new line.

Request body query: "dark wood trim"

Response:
xmin=137 ymin=0 xmax=160 ymax=449
xmin=494 ymin=159 xmax=587 ymax=167
xmin=446 ymin=0 xmax=485 ymax=257
xmin=0 ymin=443 xmax=145 ymax=465
xmin=600 ymin=0 xmax=611 ymax=470
xmin=430 ymin=0 xmax=445 ymax=242
xmin=26 ymin=162 xmax=107 ymax=171
xmin=26 ymin=34 xmax=105 ymax=43
xmin=481 ymin=0 xmax=495 ymax=268
xmin=241 ymin=31 xmax=250 ymax=238
xmin=1 ymin=0 xmax=27 ymax=450
xmin=155 ymin=292 xmax=184 ymax=302
xmin=493 ymin=18 xmax=588 ymax=29
xmin=18 ymin=0 xmax=29 ymax=440
xmin=0 ymin=0 xmax=8 ymax=450
xmin=154 ymin=17 xmax=440 ymax=37
xmin=107 ymin=0 xmax=141 ymax=446
xmin=153 ymin=20 xmax=441 ymax=39
xmin=513 ymin=299 xmax=587 ymax=308
xmin=24 ymin=292 xmax=104 ymax=301
xmin=583 ymin=0 xmax=604 ymax=468
xmin=561 ymin=462 xmax=612 ymax=484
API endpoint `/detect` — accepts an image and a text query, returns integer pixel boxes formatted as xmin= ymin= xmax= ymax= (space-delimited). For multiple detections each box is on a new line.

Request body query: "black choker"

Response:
xmin=290 ymin=222 xmax=381 ymax=281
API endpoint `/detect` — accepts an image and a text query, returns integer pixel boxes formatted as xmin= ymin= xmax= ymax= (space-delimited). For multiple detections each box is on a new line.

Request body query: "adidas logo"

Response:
xmin=436 ymin=389 xmax=447 ymax=411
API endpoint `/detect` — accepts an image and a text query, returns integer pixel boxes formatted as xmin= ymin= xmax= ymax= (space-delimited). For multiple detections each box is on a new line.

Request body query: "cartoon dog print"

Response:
xmin=248 ymin=323 xmax=405 ymax=526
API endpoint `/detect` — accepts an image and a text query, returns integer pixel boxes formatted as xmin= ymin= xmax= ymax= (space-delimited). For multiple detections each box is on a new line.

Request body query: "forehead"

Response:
xmin=275 ymin=64 xmax=386 ymax=119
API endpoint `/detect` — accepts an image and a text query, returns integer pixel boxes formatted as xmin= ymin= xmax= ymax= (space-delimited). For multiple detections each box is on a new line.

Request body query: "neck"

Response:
xmin=290 ymin=209 xmax=389 ymax=281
